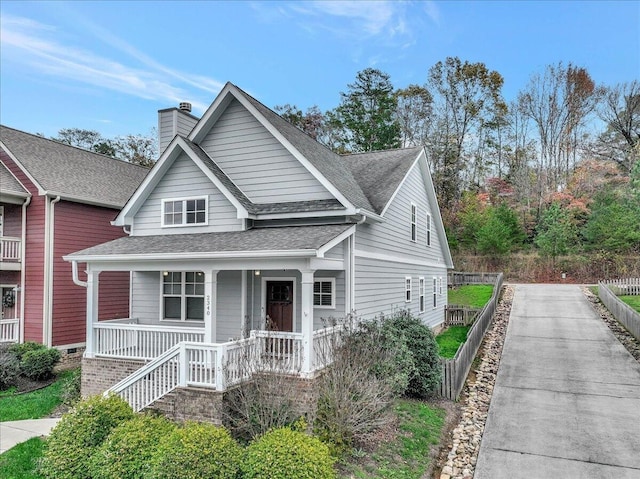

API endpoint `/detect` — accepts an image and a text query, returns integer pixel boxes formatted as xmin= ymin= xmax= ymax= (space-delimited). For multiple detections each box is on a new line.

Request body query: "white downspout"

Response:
xmin=19 ymin=196 xmax=31 ymax=343
xmin=71 ymin=261 xmax=88 ymax=288
xmin=43 ymin=195 xmax=61 ymax=346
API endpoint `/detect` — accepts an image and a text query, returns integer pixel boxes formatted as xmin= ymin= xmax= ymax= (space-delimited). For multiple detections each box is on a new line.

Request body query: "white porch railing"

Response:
xmin=312 ymin=324 xmax=343 ymax=370
xmin=0 ymin=318 xmax=19 ymax=343
xmin=106 ymin=328 xmax=339 ymax=412
xmin=0 ymin=237 xmax=21 ymax=262
xmin=93 ymin=319 xmax=205 ymax=360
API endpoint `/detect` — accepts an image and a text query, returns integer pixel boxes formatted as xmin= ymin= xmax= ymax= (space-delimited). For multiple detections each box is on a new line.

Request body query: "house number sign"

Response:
xmin=206 ymin=295 xmax=211 ymax=316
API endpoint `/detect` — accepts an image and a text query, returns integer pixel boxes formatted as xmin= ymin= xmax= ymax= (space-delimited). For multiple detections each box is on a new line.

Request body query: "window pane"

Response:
xmin=196 ymin=211 xmax=206 ymax=223
xmin=196 ymin=199 xmax=205 ymax=211
xmin=320 ymin=295 xmax=332 ymax=306
xmin=186 ymin=199 xmax=196 ymax=212
xmin=164 ymin=297 xmax=181 ymax=319
xmin=314 ymin=282 xmax=320 ymax=294
xmin=321 ymin=282 xmax=332 ymax=293
xmin=186 ymin=211 xmax=196 ymax=223
xmin=187 ymin=297 xmax=204 ymax=320
xmin=314 ymin=294 xmax=321 ymax=306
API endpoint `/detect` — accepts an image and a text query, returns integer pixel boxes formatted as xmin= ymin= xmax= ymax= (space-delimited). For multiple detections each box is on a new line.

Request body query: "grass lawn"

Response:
xmin=341 ymin=399 xmax=445 ymax=478
xmin=0 ymin=437 xmax=45 ymax=478
xmin=620 ymin=295 xmax=640 ymax=313
xmin=448 ymin=284 xmax=493 ymax=308
xmin=0 ymin=369 xmax=75 ymax=422
xmin=436 ymin=326 xmax=470 ymax=359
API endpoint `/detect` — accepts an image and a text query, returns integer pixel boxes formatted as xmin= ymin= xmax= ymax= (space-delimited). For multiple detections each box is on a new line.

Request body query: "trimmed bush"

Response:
xmin=147 ymin=421 xmax=242 ymax=479
xmin=21 ymin=347 xmax=60 ymax=380
xmin=386 ymin=310 xmax=442 ymax=398
xmin=242 ymin=427 xmax=336 ymax=479
xmin=0 ymin=346 xmax=20 ymax=389
xmin=40 ymin=394 xmax=135 ymax=479
xmin=9 ymin=341 xmax=45 ymax=361
xmin=61 ymin=367 xmax=82 ymax=406
xmin=90 ymin=414 xmax=176 ymax=479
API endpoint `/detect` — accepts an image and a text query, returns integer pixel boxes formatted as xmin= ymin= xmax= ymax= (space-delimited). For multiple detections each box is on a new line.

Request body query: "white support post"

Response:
xmin=204 ymin=270 xmax=219 ymax=344
xmin=179 ymin=342 xmax=188 ymax=387
xmin=85 ymin=269 xmax=100 ymax=358
xmin=215 ymin=343 xmax=227 ymax=391
xmin=300 ymin=270 xmax=315 ymax=374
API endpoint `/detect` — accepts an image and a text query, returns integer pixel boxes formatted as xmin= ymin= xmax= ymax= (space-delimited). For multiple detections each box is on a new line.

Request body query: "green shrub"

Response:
xmin=0 ymin=346 xmax=20 ymax=389
xmin=242 ymin=427 xmax=335 ymax=479
xmin=61 ymin=367 xmax=82 ymax=406
xmin=9 ymin=341 xmax=45 ymax=360
xmin=147 ymin=421 xmax=242 ymax=479
xmin=40 ymin=394 xmax=135 ymax=479
xmin=386 ymin=310 xmax=442 ymax=398
xmin=21 ymin=347 xmax=60 ymax=380
xmin=90 ymin=414 xmax=175 ymax=479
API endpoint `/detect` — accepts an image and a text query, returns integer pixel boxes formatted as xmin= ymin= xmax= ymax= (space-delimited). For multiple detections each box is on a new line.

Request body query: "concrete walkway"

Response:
xmin=0 ymin=418 xmax=61 ymax=454
xmin=475 ymin=284 xmax=640 ymax=478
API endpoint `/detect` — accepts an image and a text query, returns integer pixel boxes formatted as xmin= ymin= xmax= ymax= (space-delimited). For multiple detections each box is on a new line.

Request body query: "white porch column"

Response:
xmin=300 ymin=270 xmax=315 ymax=374
xmin=204 ymin=270 xmax=219 ymax=344
xmin=85 ymin=269 xmax=100 ymax=358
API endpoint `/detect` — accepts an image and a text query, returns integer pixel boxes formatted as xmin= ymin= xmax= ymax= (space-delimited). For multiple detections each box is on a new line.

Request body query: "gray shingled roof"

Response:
xmin=68 ymin=224 xmax=353 ymax=258
xmin=236 ymin=86 xmax=375 ymax=212
xmin=341 ymin=147 xmax=422 ymax=214
xmin=0 ymin=160 xmax=29 ymax=197
xmin=1 ymin=125 xmax=149 ymax=207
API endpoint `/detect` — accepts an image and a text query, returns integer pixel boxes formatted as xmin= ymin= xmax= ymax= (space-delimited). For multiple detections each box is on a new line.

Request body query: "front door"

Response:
xmin=266 ymin=281 xmax=293 ymax=332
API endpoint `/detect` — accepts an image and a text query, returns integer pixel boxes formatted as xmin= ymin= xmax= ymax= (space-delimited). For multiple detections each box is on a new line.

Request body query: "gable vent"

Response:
xmin=179 ymin=102 xmax=192 ymax=112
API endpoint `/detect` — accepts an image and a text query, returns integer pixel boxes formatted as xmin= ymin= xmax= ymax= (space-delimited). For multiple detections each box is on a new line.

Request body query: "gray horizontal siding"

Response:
xmin=323 ymin=240 xmax=344 ymax=260
xmin=356 ymin=163 xmax=445 ymax=264
xmin=354 ymin=256 xmax=446 ymax=329
xmin=131 ymin=271 xmax=160 ymax=324
xmin=216 ymin=270 xmax=243 ymax=342
xmin=133 ymin=152 xmax=243 ymax=236
xmin=199 ymin=99 xmax=334 ymax=204
xmin=158 ymin=109 xmax=198 ymax=154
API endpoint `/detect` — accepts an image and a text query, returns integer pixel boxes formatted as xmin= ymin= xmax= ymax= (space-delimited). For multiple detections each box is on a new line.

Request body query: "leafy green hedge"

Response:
xmin=242 ymin=427 xmax=335 ymax=479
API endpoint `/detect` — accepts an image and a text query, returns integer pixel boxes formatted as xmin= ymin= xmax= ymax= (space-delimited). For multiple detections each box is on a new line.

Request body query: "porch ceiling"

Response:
xmin=66 ymin=224 xmax=353 ymax=262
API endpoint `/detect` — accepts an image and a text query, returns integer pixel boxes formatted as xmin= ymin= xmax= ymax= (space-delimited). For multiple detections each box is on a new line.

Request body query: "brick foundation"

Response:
xmin=81 ymin=356 xmax=146 ymax=397
xmin=81 ymin=356 xmax=323 ymax=426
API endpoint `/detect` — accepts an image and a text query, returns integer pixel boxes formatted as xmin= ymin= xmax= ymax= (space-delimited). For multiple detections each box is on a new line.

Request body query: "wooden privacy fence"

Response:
xmin=598 ymin=278 xmax=640 ymax=342
xmin=445 ymin=305 xmax=481 ymax=326
xmin=448 ymin=271 xmax=501 ymax=287
xmin=440 ymin=272 xmax=504 ymax=400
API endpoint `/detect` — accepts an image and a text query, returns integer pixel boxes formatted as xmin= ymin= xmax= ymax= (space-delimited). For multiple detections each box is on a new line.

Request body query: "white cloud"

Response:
xmin=0 ymin=13 xmax=221 ymax=113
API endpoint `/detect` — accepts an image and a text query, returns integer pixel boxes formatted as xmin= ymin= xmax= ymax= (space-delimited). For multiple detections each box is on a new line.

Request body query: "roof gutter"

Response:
xmin=71 ymin=260 xmax=88 ymax=288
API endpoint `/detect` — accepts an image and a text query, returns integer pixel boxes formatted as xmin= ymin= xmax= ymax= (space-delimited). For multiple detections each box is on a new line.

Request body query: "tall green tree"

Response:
xmin=535 ymin=202 xmax=578 ymax=263
xmin=427 ymin=57 xmax=506 ymax=209
xmin=330 ymin=68 xmax=401 ymax=152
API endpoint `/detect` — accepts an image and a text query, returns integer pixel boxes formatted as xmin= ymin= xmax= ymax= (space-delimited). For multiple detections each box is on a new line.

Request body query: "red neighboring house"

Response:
xmin=0 ymin=125 xmax=148 ymax=352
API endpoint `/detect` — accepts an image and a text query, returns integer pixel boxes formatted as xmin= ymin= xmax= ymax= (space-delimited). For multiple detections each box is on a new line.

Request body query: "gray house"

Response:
xmin=66 ymin=82 xmax=453 ymax=413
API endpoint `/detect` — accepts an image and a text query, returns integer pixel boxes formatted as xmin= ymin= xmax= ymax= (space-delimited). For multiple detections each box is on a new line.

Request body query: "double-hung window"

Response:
xmin=162 ymin=197 xmax=207 ymax=227
xmin=419 ymin=277 xmax=425 ymax=313
xmin=426 ymin=213 xmax=432 ymax=246
xmin=314 ymin=279 xmax=335 ymax=309
xmin=433 ymin=277 xmax=438 ymax=308
xmin=410 ymin=203 xmax=417 ymax=242
xmin=405 ymin=277 xmax=412 ymax=302
xmin=162 ymin=271 xmax=205 ymax=321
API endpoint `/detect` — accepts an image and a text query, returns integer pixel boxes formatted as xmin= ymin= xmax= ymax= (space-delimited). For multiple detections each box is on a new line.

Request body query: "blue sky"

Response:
xmin=1 ymin=1 xmax=638 ymax=140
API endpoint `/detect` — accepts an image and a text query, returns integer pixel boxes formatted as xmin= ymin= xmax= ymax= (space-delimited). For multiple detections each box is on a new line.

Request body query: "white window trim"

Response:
xmin=410 ymin=203 xmax=417 ymax=242
xmin=426 ymin=213 xmax=432 ymax=247
xmin=161 ymin=196 xmax=208 ymax=228
xmin=159 ymin=271 xmax=205 ymax=322
xmin=432 ymin=277 xmax=438 ymax=309
xmin=418 ymin=277 xmax=425 ymax=313
xmin=313 ymin=278 xmax=336 ymax=309
xmin=439 ymin=277 xmax=443 ymax=296
xmin=405 ymin=276 xmax=412 ymax=303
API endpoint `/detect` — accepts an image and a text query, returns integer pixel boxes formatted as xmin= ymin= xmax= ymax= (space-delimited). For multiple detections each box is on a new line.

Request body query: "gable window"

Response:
xmin=419 ymin=277 xmax=425 ymax=313
xmin=314 ymin=279 xmax=335 ymax=309
xmin=426 ymin=213 xmax=432 ymax=246
xmin=162 ymin=197 xmax=207 ymax=227
xmin=410 ymin=203 xmax=417 ymax=242
xmin=433 ymin=277 xmax=438 ymax=308
xmin=162 ymin=271 xmax=204 ymax=321
xmin=405 ymin=277 xmax=412 ymax=302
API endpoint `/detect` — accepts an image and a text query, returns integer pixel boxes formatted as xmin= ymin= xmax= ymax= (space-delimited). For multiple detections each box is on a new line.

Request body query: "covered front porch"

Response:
xmin=66 ymin=225 xmax=354 ymax=410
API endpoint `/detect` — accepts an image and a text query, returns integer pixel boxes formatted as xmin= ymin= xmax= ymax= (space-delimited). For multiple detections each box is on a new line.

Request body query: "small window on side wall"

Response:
xmin=314 ymin=279 xmax=335 ymax=309
xmin=419 ymin=277 xmax=425 ymax=313
xmin=405 ymin=277 xmax=412 ymax=302
xmin=410 ymin=203 xmax=417 ymax=242
xmin=426 ymin=213 xmax=432 ymax=246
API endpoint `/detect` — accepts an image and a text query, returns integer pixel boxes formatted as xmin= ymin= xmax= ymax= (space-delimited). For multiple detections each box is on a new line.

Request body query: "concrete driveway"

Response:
xmin=475 ymin=284 xmax=640 ymax=479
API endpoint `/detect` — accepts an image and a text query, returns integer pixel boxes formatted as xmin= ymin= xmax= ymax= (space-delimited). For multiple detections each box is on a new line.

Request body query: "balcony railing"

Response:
xmin=0 ymin=237 xmax=21 ymax=262
xmin=0 ymin=318 xmax=19 ymax=343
